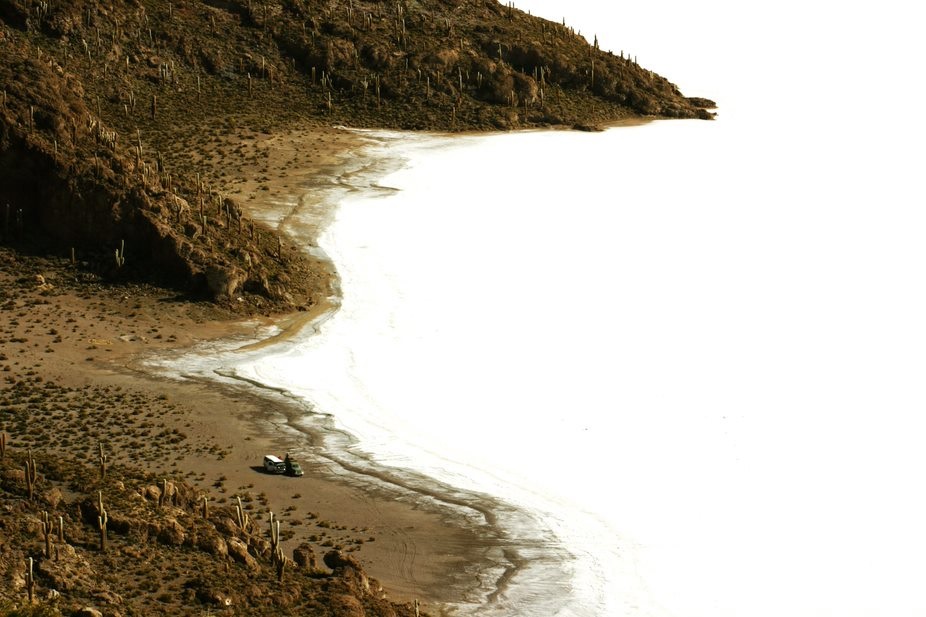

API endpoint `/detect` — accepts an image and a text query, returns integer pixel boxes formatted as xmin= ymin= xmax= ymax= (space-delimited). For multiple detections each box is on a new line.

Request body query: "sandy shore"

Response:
xmin=0 ymin=126 xmax=502 ymax=613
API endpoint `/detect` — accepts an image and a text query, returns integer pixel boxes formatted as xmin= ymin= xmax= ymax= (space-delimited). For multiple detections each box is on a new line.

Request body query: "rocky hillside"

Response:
xmin=0 ymin=441 xmax=421 ymax=616
xmin=0 ymin=0 xmax=714 ymax=307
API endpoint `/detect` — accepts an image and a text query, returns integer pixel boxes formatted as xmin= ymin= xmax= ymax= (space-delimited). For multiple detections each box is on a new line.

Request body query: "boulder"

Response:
xmin=293 ymin=543 xmax=317 ymax=569
xmin=226 ymin=537 xmax=260 ymax=572
xmin=196 ymin=533 xmax=228 ymax=558
xmin=206 ymin=265 xmax=243 ymax=299
xmin=213 ymin=516 xmax=240 ymax=537
xmin=324 ymin=550 xmax=371 ymax=595
xmin=78 ymin=497 xmax=104 ymax=525
xmin=142 ymin=485 xmax=161 ymax=502
xmin=108 ymin=512 xmax=144 ymax=538
xmin=324 ymin=550 xmax=362 ymax=571
xmin=195 ymin=587 xmax=233 ymax=607
xmin=156 ymin=517 xmax=186 ymax=546
xmin=248 ymin=535 xmax=271 ymax=558
xmin=54 ymin=543 xmax=78 ymax=560
xmin=42 ymin=487 xmax=64 ymax=509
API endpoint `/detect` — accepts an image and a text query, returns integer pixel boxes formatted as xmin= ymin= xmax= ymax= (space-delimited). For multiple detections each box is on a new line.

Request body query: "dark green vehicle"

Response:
xmin=284 ymin=454 xmax=304 ymax=477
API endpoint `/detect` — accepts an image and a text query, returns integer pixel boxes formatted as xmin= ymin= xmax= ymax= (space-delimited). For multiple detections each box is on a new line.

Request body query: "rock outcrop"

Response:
xmin=0 ymin=459 xmax=420 ymax=616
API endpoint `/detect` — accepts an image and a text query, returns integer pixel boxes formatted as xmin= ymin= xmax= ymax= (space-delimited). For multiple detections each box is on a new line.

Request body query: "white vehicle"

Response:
xmin=263 ymin=455 xmax=285 ymax=474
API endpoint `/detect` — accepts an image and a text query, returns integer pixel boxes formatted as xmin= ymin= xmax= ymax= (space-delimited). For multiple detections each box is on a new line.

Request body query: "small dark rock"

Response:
xmin=572 ymin=123 xmax=604 ymax=132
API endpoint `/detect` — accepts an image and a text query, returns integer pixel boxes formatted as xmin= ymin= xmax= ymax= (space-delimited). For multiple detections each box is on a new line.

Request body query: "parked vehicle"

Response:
xmin=284 ymin=454 xmax=304 ymax=477
xmin=263 ymin=454 xmax=285 ymax=474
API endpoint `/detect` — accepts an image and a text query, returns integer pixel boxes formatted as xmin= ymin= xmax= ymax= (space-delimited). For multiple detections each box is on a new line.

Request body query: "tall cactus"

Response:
xmin=42 ymin=511 xmax=52 ymax=558
xmin=158 ymin=478 xmax=172 ymax=508
xmin=98 ymin=442 xmax=108 ymax=479
xmin=114 ymin=240 xmax=125 ymax=269
xmin=236 ymin=495 xmax=250 ymax=531
xmin=275 ymin=547 xmax=286 ymax=581
xmin=97 ymin=491 xmax=108 ymax=552
xmin=25 ymin=449 xmax=37 ymax=501
xmin=25 ymin=557 xmax=35 ymax=603
xmin=269 ymin=511 xmax=281 ymax=558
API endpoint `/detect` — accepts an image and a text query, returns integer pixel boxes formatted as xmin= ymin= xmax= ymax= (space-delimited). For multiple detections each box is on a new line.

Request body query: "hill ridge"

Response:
xmin=0 ymin=0 xmax=714 ymax=308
